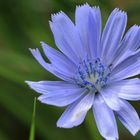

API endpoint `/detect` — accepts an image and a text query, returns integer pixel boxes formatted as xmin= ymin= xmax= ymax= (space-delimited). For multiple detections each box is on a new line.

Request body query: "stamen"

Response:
xmin=76 ymin=58 xmax=110 ymax=93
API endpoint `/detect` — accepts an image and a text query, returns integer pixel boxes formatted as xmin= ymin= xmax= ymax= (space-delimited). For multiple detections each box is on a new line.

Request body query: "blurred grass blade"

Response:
xmin=29 ymin=97 xmax=37 ymax=140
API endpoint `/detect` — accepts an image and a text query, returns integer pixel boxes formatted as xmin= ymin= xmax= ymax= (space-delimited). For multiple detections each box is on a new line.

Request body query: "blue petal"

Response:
xmin=101 ymin=8 xmax=127 ymax=65
xmin=38 ymin=89 xmax=86 ymax=107
xmin=116 ymin=99 xmax=140 ymax=135
xmin=113 ymin=25 xmax=140 ymax=68
xmin=93 ymin=95 xmax=118 ymax=140
xmin=75 ymin=4 xmax=101 ymax=58
xmin=29 ymin=48 xmax=75 ymax=82
xmin=57 ymin=93 xmax=94 ymax=128
xmin=50 ymin=12 xmax=84 ymax=63
xmin=111 ymin=50 xmax=140 ymax=81
xmin=107 ymin=78 xmax=140 ymax=101
xmin=25 ymin=81 xmax=85 ymax=107
xmin=25 ymin=81 xmax=79 ymax=94
xmin=29 ymin=48 xmax=53 ymax=72
xmin=41 ymin=42 xmax=76 ymax=78
xmin=100 ymin=87 xmax=120 ymax=111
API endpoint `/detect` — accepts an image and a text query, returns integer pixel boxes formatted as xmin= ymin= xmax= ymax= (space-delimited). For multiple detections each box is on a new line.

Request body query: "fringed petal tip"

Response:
xmin=132 ymin=118 xmax=140 ymax=136
xmin=76 ymin=3 xmax=100 ymax=11
xmin=40 ymin=41 xmax=44 ymax=45
xmin=25 ymin=80 xmax=35 ymax=88
xmin=29 ymin=48 xmax=37 ymax=52
xmin=116 ymin=100 xmax=140 ymax=136
xmin=110 ymin=8 xmax=127 ymax=21
xmin=25 ymin=80 xmax=40 ymax=94
xmin=132 ymin=128 xmax=140 ymax=136
xmin=133 ymin=24 xmax=140 ymax=29
xmin=76 ymin=3 xmax=90 ymax=9
xmin=113 ymin=8 xmax=126 ymax=14
xmin=40 ymin=41 xmax=49 ymax=50
xmin=25 ymin=80 xmax=31 ymax=85
xmin=25 ymin=80 xmax=43 ymax=92
xmin=40 ymin=41 xmax=53 ymax=53
xmin=25 ymin=80 xmax=50 ymax=96
xmin=37 ymin=95 xmax=46 ymax=102
xmin=40 ymin=41 xmax=49 ymax=46
xmin=29 ymin=48 xmax=40 ymax=56
xmin=51 ymin=11 xmax=65 ymax=22
xmin=56 ymin=121 xmax=76 ymax=129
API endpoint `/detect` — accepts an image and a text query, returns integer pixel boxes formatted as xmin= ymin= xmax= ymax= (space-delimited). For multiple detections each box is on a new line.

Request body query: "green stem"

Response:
xmin=29 ymin=97 xmax=37 ymax=140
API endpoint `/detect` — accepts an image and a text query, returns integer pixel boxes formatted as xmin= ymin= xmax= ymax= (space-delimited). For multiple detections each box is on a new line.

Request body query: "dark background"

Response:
xmin=0 ymin=0 xmax=140 ymax=140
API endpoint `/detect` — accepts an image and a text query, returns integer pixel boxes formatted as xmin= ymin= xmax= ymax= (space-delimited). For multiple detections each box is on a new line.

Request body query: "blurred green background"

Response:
xmin=0 ymin=0 xmax=140 ymax=140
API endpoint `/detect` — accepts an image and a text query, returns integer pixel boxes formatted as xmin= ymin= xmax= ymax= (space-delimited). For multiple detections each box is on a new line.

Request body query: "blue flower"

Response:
xmin=26 ymin=4 xmax=140 ymax=140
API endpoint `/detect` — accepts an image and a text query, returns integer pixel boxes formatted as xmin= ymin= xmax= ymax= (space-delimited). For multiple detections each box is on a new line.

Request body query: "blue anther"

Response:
xmin=76 ymin=58 xmax=111 ymax=92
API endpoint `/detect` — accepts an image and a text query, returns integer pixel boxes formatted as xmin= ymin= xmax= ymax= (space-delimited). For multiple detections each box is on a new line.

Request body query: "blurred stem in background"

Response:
xmin=29 ymin=97 xmax=37 ymax=140
xmin=86 ymin=112 xmax=103 ymax=140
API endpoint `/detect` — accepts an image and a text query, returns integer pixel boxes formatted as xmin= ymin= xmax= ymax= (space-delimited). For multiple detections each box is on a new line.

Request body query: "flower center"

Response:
xmin=76 ymin=58 xmax=111 ymax=93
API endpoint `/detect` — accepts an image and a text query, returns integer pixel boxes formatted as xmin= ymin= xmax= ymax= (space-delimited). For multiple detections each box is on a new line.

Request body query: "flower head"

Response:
xmin=26 ymin=4 xmax=140 ymax=140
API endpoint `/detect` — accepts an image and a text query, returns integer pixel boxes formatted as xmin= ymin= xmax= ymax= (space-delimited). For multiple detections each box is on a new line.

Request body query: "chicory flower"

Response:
xmin=26 ymin=4 xmax=140 ymax=140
